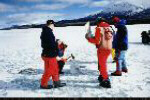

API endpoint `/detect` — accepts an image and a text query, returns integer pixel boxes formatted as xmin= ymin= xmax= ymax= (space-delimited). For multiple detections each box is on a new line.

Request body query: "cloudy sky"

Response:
xmin=0 ymin=0 xmax=150 ymax=28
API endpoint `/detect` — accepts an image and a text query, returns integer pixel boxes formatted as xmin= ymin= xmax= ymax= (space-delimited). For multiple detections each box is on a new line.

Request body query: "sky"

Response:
xmin=0 ymin=0 xmax=150 ymax=28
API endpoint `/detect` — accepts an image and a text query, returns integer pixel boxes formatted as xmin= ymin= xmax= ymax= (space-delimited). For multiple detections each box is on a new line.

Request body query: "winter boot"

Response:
xmin=40 ymin=85 xmax=53 ymax=89
xmin=122 ymin=67 xmax=128 ymax=73
xmin=111 ymin=71 xmax=122 ymax=76
xmin=53 ymin=81 xmax=66 ymax=88
xmin=100 ymin=79 xmax=111 ymax=88
xmin=98 ymin=75 xmax=103 ymax=83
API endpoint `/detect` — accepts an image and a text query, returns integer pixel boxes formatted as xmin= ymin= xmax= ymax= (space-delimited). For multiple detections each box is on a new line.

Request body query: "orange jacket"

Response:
xmin=87 ymin=22 xmax=113 ymax=50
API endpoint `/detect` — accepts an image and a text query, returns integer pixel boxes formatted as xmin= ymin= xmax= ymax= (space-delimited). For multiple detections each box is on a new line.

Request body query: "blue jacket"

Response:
xmin=40 ymin=26 xmax=58 ymax=57
xmin=113 ymin=19 xmax=128 ymax=50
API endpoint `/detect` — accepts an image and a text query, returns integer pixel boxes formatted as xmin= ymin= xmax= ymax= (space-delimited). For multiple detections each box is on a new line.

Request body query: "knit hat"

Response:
xmin=95 ymin=17 xmax=107 ymax=24
xmin=46 ymin=20 xmax=55 ymax=25
xmin=112 ymin=17 xmax=120 ymax=23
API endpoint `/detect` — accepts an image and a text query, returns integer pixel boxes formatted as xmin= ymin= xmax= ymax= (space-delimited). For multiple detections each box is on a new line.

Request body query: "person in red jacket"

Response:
xmin=40 ymin=20 xmax=66 ymax=89
xmin=56 ymin=39 xmax=68 ymax=74
xmin=85 ymin=17 xmax=113 ymax=88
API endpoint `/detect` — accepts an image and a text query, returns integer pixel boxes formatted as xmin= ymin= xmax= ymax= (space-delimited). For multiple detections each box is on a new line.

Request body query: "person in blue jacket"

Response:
xmin=111 ymin=17 xmax=128 ymax=76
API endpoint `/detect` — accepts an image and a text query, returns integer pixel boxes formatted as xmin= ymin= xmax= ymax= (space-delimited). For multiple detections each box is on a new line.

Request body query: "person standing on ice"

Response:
xmin=111 ymin=17 xmax=128 ymax=76
xmin=40 ymin=20 xmax=66 ymax=89
xmin=85 ymin=17 xmax=113 ymax=88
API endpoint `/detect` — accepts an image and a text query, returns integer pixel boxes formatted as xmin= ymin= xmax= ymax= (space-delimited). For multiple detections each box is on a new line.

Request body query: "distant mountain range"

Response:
xmin=57 ymin=2 xmax=150 ymax=26
xmin=1 ymin=2 xmax=150 ymax=30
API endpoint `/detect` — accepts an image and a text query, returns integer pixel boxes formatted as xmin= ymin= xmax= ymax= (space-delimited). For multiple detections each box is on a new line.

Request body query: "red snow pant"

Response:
xmin=41 ymin=57 xmax=59 ymax=87
xmin=97 ymin=48 xmax=111 ymax=80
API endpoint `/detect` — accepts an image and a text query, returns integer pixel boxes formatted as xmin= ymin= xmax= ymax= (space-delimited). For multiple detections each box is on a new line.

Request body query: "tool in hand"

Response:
xmin=67 ymin=54 xmax=75 ymax=60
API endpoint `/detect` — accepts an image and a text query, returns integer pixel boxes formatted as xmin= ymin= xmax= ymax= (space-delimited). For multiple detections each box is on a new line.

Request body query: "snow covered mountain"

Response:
xmin=86 ymin=2 xmax=144 ymax=20
xmin=103 ymin=1 xmax=144 ymax=15
xmin=130 ymin=8 xmax=150 ymax=19
xmin=56 ymin=2 xmax=149 ymax=26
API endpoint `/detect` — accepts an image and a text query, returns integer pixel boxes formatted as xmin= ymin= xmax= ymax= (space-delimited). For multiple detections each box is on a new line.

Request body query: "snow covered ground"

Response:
xmin=0 ymin=24 xmax=150 ymax=97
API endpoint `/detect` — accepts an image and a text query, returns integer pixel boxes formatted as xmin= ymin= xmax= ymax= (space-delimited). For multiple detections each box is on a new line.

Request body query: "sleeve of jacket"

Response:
xmin=117 ymin=26 xmax=127 ymax=43
xmin=40 ymin=27 xmax=58 ymax=50
xmin=50 ymin=34 xmax=59 ymax=55
xmin=87 ymin=27 xmax=101 ymax=45
xmin=49 ymin=32 xmax=57 ymax=49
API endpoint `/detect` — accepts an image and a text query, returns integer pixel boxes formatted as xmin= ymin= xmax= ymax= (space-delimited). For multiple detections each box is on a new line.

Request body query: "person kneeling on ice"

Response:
xmin=56 ymin=39 xmax=68 ymax=74
xmin=40 ymin=20 xmax=66 ymax=89
xmin=56 ymin=39 xmax=77 ymax=74
xmin=85 ymin=17 xmax=113 ymax=88
xmin=111 ymin=17 xmax=128 ymax=76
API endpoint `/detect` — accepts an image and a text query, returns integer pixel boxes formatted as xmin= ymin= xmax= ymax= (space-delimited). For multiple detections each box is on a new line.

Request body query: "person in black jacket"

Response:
xmin=40 ymin=20 xmax=66 ymax=89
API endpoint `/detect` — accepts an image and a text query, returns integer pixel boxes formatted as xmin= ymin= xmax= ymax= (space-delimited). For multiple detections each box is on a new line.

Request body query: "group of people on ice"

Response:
xmin=85 ymin=17 xmax=128 ymax=88
xmin=40 ymin=16 xmax=128 ymax=89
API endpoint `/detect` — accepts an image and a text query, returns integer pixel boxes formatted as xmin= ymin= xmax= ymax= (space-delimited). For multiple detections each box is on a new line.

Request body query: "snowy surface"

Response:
xmin=0 ymin=25 xmax=150 ymax=97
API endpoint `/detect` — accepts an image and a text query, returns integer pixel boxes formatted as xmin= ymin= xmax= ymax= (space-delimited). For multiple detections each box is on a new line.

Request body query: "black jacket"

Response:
xmin=114 ymin=20 xmax=128 ymax=51
xmin=40 ymin=26 xmax=58 ymax=57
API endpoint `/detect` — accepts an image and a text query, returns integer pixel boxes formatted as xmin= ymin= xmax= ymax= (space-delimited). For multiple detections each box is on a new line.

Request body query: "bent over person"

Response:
xmin=86 ymin=17 xmax=113 ymax=88
xmin=40 ymin=20 xmax=66 ymax=89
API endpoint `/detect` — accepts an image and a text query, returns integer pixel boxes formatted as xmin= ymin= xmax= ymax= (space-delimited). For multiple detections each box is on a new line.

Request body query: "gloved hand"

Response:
xmin=61 ymin=58 xmax=67 ymax=62
xmin=85 ymin=33 xmax=94 ymax=39
xmin=85 ymin=33 xmax=89 ymax=39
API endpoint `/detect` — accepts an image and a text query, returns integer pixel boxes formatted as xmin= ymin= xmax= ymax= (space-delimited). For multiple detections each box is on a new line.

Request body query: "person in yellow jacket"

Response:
xmin=112 ymin=48 xmax=116 ymax=62
xmin=111 ymin=26 xmax=116 ymax=63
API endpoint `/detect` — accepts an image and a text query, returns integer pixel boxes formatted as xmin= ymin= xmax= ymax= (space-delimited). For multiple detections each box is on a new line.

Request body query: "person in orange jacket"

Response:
xmin=40 ymin=20 xmax=66 ymax=89
xmin=85 ymin=17 xmax=113 ymax=88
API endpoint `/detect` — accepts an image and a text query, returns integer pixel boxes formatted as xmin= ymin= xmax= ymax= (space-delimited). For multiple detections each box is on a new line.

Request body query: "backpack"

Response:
xmin=98 ymin=27 xmax=113 ymax=50
xmin=101 ymin=27 xmax=113 ymax=40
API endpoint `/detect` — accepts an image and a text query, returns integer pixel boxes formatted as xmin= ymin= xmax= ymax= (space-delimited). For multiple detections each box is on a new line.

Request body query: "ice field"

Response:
xmin=0 ymin=24 xmax=150 ymax=97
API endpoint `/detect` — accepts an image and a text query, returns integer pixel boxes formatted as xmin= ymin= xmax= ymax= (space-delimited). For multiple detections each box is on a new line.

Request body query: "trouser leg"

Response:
xmin=98 ymin=50 xmax=110 ymax=80
xmin=116 ymin=50 xmax=127 ymax=71
xmin=41 ymin=58 xmax=52 ymax=87
xmin=121 ymin=51 xmax=127 ymax=69
xmin=58 ymin=61 xmax=65 ymax=73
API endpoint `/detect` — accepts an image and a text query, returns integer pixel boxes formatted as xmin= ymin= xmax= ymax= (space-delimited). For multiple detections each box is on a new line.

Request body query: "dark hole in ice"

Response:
xmin=18 ymin=68 xmax=37 ymax=75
